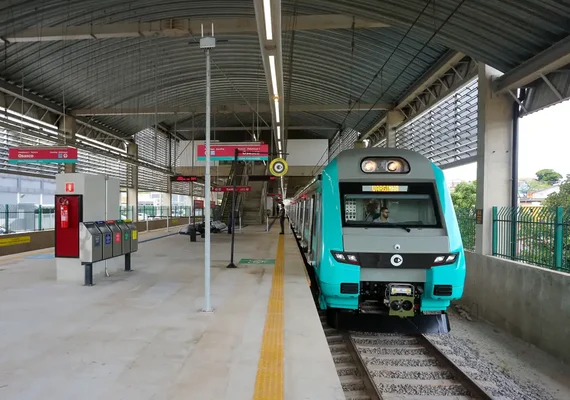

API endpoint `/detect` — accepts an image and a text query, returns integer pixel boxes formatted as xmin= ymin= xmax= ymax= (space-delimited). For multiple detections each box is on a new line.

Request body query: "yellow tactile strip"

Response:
xmin=253 ymin=234 xmax=285 ymax=400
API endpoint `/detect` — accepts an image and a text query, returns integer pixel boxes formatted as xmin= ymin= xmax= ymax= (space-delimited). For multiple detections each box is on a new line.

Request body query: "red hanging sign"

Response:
xmin=211 ymin=186 xmax=251 ymax=193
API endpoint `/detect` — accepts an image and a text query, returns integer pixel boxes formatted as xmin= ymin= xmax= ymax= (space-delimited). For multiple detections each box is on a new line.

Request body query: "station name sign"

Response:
xmin=8 ymin=146 xmax=78 ymax=164
xmin=197 ymin=143 xmax=269 ymax=161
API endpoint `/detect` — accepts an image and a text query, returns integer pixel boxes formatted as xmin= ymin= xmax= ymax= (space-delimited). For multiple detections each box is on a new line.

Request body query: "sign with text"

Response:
xmin=211 ymin=186 xmax=251 ymax=193
xmin=197 ymin=143 xmax=268 ymax=161
xmin=8 ymin=146 xmax=78 ymax=164
xmin=171 ymin=175 xmax=199 ymax=182
xmin=194 ymin=200 xmax=204 ymax=208
xmin=248 ymin=175 xmax=276 ymax=182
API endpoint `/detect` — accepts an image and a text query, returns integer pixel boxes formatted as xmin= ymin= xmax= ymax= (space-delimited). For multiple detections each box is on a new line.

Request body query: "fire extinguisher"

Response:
xmin=59 ymin=198 xmax=69 ymax=229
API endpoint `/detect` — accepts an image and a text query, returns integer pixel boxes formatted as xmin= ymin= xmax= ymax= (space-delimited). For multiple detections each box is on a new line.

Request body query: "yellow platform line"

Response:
xmin=253 ymin=234 xmax=285 ymax=400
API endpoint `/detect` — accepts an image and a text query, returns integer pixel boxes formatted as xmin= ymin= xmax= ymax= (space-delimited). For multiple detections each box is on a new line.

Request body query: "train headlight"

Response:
xmin=331 ymin=251 xmax=360 ymax=265
xmin=361 ymin=160 xmax=377 ymax=172
xmin=360 ymin=157 xmax=410 ymax=173
xmin=433 ymin=253 xmax=459 ymax=265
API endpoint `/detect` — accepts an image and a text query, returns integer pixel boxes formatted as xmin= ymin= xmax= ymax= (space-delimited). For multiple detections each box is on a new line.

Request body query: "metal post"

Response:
xmin=510 ymin=95 xmax=520 ymax=259
xmin=227 ymin=149 xmax=238 ymax=268
xmin=201 ymin=26 xmax=216 ymax=312
xmin=125 ymin=253 xmax=131 ymax=271
xmin=84 ymin=263 xmax=93 ymax=286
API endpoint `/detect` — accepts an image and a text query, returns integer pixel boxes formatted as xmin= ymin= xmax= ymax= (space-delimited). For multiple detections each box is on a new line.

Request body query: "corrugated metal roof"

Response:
xmin=0 ymin=0 xmax=568 ymax=146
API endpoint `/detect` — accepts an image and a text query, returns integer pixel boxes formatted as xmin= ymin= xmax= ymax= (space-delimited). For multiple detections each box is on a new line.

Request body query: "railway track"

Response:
xmin=320 ymin=311 xmax=497 ymax=400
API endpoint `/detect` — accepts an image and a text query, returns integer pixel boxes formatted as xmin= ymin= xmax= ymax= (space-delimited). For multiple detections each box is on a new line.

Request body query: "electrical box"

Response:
xmin=106 ymin=221 xmax=123 ymax=257
xmin=126 ymin=220 xmax=138 ymax=253
xmin=116 ymin=220 xmax=131 ymax=254
xmin=79 ymin=222 xmax=103 ymax=263
xmin=95 ymin=221 xmax=113 ymax=260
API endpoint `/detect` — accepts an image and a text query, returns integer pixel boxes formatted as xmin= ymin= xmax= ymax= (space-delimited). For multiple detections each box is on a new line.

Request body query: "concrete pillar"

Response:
xmin=475 ymin=64 xmax=513 ymax=255
xmin=165 ymin=178 xmax=172 ymax=217
xmin=126 ymin=142 xmax=138 ymax=221
xmin=386 ymin=110 xmax=405 ymax=148
xmin=58 ymin=116 xmax=77 ymax=173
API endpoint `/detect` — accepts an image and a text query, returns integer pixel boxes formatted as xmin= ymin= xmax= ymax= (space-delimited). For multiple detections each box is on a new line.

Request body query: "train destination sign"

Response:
xmin=8 ymin=146 xmax=78 ymax=164
xmin=196 ymin=143 xmax=269 ymax=161
xmin=211 ymin=186 xmax=251 ymax=193
xmin=362 ymin=185 xmax=409 ymax=192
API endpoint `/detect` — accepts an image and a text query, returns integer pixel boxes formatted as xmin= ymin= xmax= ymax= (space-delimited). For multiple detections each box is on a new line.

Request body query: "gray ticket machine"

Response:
xmin=116 ymin=220 xmax=131 ymax=254
xmin=106 ymin=221 xmax=123 ymax=257
xmin=79 ymin=222 xmax=103 ymax=264
xmin=95 ymin=221 xmax=113 ymax=260
xmin=126 ymin=221 xmax=138 ymax=253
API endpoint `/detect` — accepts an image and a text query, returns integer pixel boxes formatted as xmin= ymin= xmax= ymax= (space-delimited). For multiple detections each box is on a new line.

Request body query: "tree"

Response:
xmin=535 ymin=169 xmax=562 ymax=185
xmin=543 ymin=174 xmax=570 ymax=208
xmin=451 ymin=181 xmax=477 ymax=209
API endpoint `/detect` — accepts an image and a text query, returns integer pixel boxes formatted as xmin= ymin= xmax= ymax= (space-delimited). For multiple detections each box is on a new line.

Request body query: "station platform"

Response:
xmin=0 ymin=225 xmax=345 ymax=400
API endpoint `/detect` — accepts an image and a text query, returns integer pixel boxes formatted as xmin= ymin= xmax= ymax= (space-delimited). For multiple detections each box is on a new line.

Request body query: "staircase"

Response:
xmin=241 ymin=180 xmax=265 ymax=225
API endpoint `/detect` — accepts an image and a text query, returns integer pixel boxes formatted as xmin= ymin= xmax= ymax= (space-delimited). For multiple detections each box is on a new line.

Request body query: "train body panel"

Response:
xmin=288 ymin=148 xmax=466 ymax=320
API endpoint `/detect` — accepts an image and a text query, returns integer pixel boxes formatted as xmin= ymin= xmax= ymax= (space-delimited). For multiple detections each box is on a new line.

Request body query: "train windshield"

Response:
xmin=340 ymin=182 xmax=442 ymax=228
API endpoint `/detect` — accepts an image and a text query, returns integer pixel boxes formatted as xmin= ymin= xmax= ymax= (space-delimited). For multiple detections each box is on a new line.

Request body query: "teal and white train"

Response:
xmin=288 ymin=148 xmax=466 ymax=330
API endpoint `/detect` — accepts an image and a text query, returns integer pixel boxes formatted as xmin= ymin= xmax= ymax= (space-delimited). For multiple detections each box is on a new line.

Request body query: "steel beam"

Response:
xmin=362 ymin=54 xmax=478 ymax=146
xmin=0 ymin=79 xmax=129 ymax=148
xmin=71 ymin=102 xmax=390 ymax=116
xmin=176 ymin=125 xmax=337 ymax=132
xmin=493 ymin=34 xmax=570 ymax=94
xmin=2 ymin=15 xmax=389 ymax=43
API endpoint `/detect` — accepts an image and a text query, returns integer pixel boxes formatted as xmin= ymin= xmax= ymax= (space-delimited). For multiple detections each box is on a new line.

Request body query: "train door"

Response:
xmin=314 ymin=190 xmax=323 ymax=273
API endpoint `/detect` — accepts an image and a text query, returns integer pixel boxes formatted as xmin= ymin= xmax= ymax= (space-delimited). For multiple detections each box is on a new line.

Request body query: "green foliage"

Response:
xmin=451 ymin=181 xmax=476 ymax=209
xmin=536 ymin=168 xmax=562 ymax=185
xmin=526 ymin=179 xmax=551 ymax=193
xmin=455 ymin=208 xmax=476 ymax=251
xmin=543 ymin=174 xmax=570 ymax=208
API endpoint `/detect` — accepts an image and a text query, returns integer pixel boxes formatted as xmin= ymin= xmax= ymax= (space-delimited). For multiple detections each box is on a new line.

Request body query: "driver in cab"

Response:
xmin=364 ymin=203 xmax=392 ymax=223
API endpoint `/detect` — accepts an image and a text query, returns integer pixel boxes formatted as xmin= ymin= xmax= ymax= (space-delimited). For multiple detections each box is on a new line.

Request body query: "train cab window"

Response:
xmin=340 ymin=182 xmax=442 ymax=228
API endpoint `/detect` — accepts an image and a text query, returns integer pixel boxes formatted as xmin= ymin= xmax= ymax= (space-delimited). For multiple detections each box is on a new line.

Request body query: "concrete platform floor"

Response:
xmin=0 ymin=226 xmax=344 ymax=400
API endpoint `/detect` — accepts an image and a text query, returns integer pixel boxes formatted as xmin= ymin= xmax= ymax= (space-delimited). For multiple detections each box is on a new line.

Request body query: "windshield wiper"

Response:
xmin=387 ymin=223 xmax=411 ymax=233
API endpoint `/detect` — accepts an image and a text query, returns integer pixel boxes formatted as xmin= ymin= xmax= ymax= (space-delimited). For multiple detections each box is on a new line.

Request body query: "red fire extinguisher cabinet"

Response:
xmin=55 ymin=194 xmax=83 ymax=258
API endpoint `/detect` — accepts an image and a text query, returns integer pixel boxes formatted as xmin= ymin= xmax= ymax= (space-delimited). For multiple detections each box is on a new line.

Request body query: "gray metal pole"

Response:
xmin=200 ymin=26 xmax=216 ymax=313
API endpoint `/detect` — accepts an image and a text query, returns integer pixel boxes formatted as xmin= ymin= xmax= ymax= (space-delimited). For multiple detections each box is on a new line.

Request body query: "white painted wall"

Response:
xmin=286 ymin=139 xmax=328 ymax=167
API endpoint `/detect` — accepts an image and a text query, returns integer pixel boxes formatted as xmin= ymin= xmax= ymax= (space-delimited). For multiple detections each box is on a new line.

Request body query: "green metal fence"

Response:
xmin=455 ymin=207 xmax=477 ymax=251
xmin=492 ymin=206 xmax=570 ymax=272
xmin=0 ymin=204 xmax=194 ymax=234
xmin=0 ymin=204 xmax=56 ymax=233
xmin=120 ymin=206 xmax=192 ymax=221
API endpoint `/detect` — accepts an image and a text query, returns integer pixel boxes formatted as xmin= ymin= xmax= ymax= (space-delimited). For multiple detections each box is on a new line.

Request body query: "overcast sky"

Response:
xmin=443 ymin=99 xmax=570 ymax=183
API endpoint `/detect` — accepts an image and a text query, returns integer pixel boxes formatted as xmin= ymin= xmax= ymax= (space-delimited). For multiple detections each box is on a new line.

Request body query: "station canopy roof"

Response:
xmin=0 ymin=0 xmax=568 ymax=147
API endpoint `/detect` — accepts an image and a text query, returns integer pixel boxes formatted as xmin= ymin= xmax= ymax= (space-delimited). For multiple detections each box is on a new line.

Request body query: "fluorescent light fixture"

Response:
xmin=274 ymin=98 xmax=280 ymax=123
xmin=263 ymin=0 xmax=273 ymax=41
xmin=278 ymin=141 xmax=282 ymax=151
xmin=269 ymin=55 xmax=278 ymax=96
xmin=277 ymin=126 xmax=281 ymax=140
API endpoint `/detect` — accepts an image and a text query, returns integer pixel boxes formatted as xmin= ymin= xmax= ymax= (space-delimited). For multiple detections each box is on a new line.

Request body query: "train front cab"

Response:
xmin=318 ymin=150 xmax=466 ymax=322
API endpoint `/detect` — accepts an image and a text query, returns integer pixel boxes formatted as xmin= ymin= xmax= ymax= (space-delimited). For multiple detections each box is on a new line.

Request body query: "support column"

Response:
xmin=165 ymin=178 xmax=172 ymax=217
xmin=59 ymin=116 xmax=77 ymax=173
xmin=386 ymin=110 xmax=404 ymax=148
xmin=475 ymin=64 xmax=513 ymax=255
xmin=126 ymin=142 xmax=138 ymax=221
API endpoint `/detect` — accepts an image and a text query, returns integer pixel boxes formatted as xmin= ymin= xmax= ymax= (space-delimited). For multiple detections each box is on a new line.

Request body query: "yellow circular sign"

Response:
xmin=269 ymin=158 xmax=288 ymax=177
